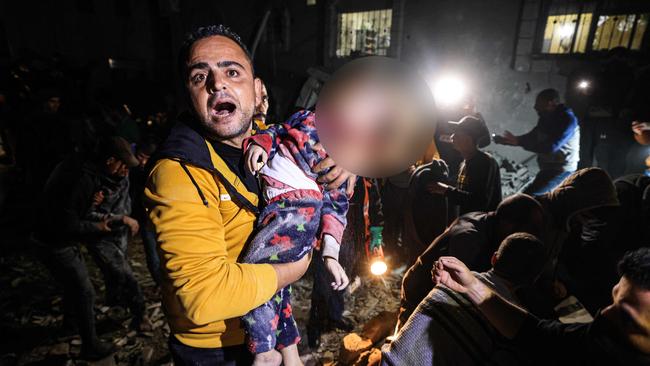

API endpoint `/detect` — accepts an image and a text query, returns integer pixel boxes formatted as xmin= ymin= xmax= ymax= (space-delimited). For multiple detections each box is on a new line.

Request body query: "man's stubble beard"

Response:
xmin=201 ymin=106 xmax=254 ymax=143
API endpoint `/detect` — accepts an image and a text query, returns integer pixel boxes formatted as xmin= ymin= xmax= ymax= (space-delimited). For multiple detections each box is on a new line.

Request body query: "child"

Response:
xmin=242 ymin=110 xmax=350 ymax=366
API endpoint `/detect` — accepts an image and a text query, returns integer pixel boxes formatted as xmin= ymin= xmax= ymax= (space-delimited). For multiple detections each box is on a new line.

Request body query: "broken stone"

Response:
xmin=353 ymin=349 xmax=373 ymax=366
xmin=339 ymin=333 xmax=372 ymax=365
xmin=70 ymin=338 xmax=82 ymax=346
xmin=49 ymin=342 xmax=70 ymax=356
xmin=366 ymin=348 xmax=382 ymax=366
xmin=126 ymin=330 xmax=137 ymax=338
xmin=88 ymin=354 xmax=116 ymax=366
xmin=361 ymin=311 xmax=398 ymax=343
xmin=142 ymin=346 xmax=154 ymax=365
xmin=146 ymin=302 xmax=161 ymax=310
xmin=140 ymin=331 xmax=154 ymax=338
xmin=114 ymin=337 xmax=128 ymax=347
xmin=99 ymin=306 xmax=110 ymax=314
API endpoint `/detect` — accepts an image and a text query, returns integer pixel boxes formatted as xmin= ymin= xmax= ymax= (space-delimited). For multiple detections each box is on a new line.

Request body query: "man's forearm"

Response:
xmin=466 ymin=279 xmax=528 ymax=339
xmin=271 ymin=253 xmax=311 ymax=291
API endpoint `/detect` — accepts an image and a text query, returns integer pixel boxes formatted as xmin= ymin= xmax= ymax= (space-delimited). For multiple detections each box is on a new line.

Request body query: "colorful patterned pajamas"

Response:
xmin=241 ymin=189 xmax=323 ymax=353
xmin=240 ymin=110 xmax=349 ymax=355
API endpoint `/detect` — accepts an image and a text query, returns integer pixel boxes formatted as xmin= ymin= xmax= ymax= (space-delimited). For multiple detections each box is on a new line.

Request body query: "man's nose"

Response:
xmin=207 ymin=72 xmax=227 ymax=94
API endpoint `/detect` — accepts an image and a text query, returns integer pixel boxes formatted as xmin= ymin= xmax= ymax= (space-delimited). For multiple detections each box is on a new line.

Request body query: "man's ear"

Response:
xmin=254 ymin=77 xmax=262 ymax=110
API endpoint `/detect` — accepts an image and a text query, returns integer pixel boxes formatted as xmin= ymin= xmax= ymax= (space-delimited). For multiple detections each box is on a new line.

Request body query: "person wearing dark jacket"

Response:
xmin=428 ymin=116 xmax=501 ymax=216
xmin=432 ymin=248 xmax=650 ymax=366
xmin=398 ymin=193 xmax=544 ymax=328
xmin=403 ymin=159 xmax=449 ymax=262
xmin=307 ymin=177 xmax=384 ymax=349
xmin=495 ymin=88 xmax=580 ymax=195
xmin=34 ymin=136 xmax=141 ymax=359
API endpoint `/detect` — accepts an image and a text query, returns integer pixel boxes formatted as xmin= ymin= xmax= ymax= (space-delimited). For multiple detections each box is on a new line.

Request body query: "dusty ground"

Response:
xmin=0 ymin=225 xmax=402 ymax=366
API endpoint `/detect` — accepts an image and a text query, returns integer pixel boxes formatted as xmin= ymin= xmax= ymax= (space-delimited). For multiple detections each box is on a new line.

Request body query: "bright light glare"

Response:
xmin=433 ymin=76 xmax=466 ymax=107
xmin=578 ymin=80 xmax=590 ymax=90
xmin=558 ymin=24 xmax=575 ymax=38
xmin=370 ymin=260 xmax=388 ymax=276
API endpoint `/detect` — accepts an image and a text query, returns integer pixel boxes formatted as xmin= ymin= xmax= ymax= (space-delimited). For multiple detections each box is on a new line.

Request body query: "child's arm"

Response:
xmin=243 ymin=110 xmax=313 ymax=160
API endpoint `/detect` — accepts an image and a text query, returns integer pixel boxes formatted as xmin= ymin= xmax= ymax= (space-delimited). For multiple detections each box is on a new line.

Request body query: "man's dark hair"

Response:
xmin=618 ymin=248 xmax=650 ymax=290
xmin=537 ymin=88 xmax=560 ymax=103
xmin=177 ymin=24 xmax=253 ymax=79
xmin=493 ymin=232 xmax=546 ymax=285
xmin=495 ymin=193 xmax=545 ymax=237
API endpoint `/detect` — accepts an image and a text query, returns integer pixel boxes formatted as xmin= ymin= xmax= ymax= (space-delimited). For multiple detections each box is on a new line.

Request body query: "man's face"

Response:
xmin=185 ymin=35 xmax=261 ymax=144
xmin=105 ymin=157 xmax=129 ymax=178
xmin=45 ymin=97 xmax=61 ymax=114
xmin=135 ymin=152 xmax=150 ymax=168
xmin=451 ymin=131 xmax=474 ymax=153
xmin=603 ymin=276 xmax=650 ymax=354
xmin=534 ymin=97 xmax=556 ymax=115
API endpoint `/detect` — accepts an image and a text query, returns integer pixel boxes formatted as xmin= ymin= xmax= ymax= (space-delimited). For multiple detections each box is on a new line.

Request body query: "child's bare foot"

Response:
xmin=253 ymin=349 xmax=282 ymax=366
xmin=280 ymin=344 xmax=303 ymax=366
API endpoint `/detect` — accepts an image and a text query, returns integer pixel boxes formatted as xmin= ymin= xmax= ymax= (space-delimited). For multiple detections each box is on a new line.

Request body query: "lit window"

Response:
xmin=307 ymin=0 xmax=316 ymax=5
xmin=592 ymin=14 xmax=648 ymax=51
xmin=336 ymin=9 xmax=392 ymax=58
xmin=542 ymin=13 xmax=593 ymax=54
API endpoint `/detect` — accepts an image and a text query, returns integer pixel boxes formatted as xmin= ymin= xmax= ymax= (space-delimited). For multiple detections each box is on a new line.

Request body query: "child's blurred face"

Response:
xmin=315 ymin=58 xmax=435 ymax=178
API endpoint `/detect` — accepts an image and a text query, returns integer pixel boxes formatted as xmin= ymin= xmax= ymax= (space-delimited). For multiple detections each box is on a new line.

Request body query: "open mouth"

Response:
xmin=212 ymin=101 xmax=237 ymax=117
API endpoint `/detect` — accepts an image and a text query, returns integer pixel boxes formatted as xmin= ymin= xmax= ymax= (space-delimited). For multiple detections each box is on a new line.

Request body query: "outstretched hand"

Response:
xmin=431 ymin=256 xmax=479 ymax=294
xmin=245 ymin=144 xmax=268 ymax=175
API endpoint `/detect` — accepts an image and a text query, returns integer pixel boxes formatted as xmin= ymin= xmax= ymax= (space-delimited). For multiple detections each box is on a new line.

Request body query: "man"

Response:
xmin=129 ymin=140 xmax=161 ymax=284
xmin=383 ymin=233 xmax=547 ymax=366
xmin=144 ymin=25 xmax=354 ymax=364
xmin=432 ymin=248 xmax=650 ymax=365
xmin=399 ymin=193 xmax=545 ymax=327
xmin=495 ymin=88 xmax=580 ymax=195
xmin=428 ymin=116 xmax=502 ymax=215
xmin=34 ymin=136 xmax=142 ymax=359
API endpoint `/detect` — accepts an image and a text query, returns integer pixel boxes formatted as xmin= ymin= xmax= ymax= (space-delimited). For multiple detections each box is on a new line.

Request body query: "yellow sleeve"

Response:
xmin=144 ymin=159 xmax=277 ymax=325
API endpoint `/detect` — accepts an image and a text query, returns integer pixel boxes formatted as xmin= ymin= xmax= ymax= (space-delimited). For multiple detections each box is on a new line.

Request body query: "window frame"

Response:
xmin=532 ymin=0 xmax=649 ymax=58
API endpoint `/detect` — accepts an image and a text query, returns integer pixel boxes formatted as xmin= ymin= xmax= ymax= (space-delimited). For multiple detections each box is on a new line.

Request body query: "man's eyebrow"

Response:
xmin=187 ymin=62 xmax=210 ymax=73
xmin=217 ymin=60 xmax=246 ymax=70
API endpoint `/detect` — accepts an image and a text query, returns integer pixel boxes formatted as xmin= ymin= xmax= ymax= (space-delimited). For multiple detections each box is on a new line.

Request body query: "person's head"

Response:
xmin=534 ymin=88 xmax=560 ymax=115
xmin=449 ymin=116 xmax=490 ymax=155
xmin=491 ymin=232 xmax=546 ymax=287
xmin=135 ymin=141 xmax=157 ymax=168
xmin=601 ymin=248 xmax=650 ymax=354
xmin=494 ymin=193 xmax=545 ymax=243
xmin=254 ymin=78 xmax=269 ymax=121
xmin=37 ymin=88 xmax=62 ymax=114
xmin=178 ymin=25 xmax=262 ymax=146
xmin=95 ymin=136 xmax=139 ymax=178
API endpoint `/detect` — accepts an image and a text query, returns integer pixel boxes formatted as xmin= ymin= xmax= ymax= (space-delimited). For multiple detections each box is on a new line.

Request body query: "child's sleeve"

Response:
xmin=320 ymin=181 xmax=350 ymax=260
xmin=242 ymin=110 xmax=313 ymax=160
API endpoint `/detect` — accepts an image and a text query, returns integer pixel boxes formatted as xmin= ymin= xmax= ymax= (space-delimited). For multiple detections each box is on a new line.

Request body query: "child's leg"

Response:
xmin=276 ymin=286 xmax=301 ymax=355
xmin=241 ymin=196 xmax=322 ymax=357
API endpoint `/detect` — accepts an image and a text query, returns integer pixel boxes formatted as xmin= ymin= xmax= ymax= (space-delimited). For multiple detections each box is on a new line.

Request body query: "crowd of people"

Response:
xmin=1 ymin=23 xmax=650 ymax=366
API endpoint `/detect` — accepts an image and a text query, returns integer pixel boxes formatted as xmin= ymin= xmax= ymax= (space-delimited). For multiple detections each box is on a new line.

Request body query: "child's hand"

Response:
xmin=325 ymin=257 xmax=349 ymax=291
xmin=245 ymin=144 xmax=268 ymax=175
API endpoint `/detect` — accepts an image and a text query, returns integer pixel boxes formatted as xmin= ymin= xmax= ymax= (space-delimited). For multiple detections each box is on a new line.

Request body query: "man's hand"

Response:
xmin=312 ymin=143 xmax=356 ymax=197
xmin=272 ymin=252 xmax=311 ymax=291
xmin=632 ymin=121 xmax=650 ymax=135
xmin=427 ymin=182 xmax=448 ymax=195
xmin=432 ymin=256 xmax=487 ymax=304
xmin=245 ymin=144 xmax=268 ymax=175
xmin=92 ymin=191 xmax=105 ymax=207
xmin=122 ymin=216 xmax=140 ymax=236
xmin=324 ymin=257 xmax=350 ymax=291
xmin=95 ymin=218 xmax=112 ymax=232
xmin=495 ymin=130 xmax=519 ymax=146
